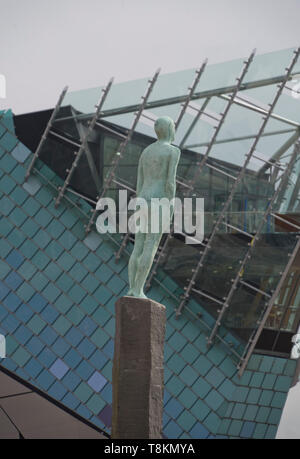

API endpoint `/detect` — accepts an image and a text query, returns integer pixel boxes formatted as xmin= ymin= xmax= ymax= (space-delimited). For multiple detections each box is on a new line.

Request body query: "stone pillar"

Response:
xmin=112 ymin=296 xmax=166 ymax=439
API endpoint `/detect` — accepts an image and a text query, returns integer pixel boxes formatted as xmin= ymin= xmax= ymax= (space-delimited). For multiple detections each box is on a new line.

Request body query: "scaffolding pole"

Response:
xmin=175 ymin=59 xmax=208 ymax=129
xmin=72 ymin=107 xmax=101 ymax=192
xmin=85 ymin=68 xmax=161 ymax=234
xmin=219 ymin=94 xmax=300 ymax=130
xmin=176 ymin=47 xmax=300 ymax=319
xmin=54 ymin=78 xmax=113 ymax=207
xmin=257 ymin=129 xmax=300 ymax=176
xmin=185 ymin=128 xmax=296 ymax=150
xmin=179 ymin=98 xmax=211 ymax=148
xmin=25 ymin=86 xmax=68 ymax=180
xmin=187 ymin=50 xmax=256 ymax=188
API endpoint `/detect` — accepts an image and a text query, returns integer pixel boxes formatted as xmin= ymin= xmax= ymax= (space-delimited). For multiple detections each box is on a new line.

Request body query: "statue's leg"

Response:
xmin=131 ymin=231 xmax=163 ymax=298
xmin=127 ymin=232 xmax=145 ymax=295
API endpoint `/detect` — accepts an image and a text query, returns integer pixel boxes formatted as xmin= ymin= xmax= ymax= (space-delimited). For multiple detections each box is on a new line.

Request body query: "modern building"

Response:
xmin=0 ymin=47 xmax=300 ymax=439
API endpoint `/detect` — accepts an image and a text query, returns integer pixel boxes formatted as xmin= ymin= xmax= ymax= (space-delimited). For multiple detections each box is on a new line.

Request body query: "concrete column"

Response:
xmin=112 ymin=296 xmax=166 ymax=439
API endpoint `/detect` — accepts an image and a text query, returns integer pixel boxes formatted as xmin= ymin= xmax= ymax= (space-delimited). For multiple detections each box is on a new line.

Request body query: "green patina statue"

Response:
xmin=127 ymin=116 xmax=181 ymax=298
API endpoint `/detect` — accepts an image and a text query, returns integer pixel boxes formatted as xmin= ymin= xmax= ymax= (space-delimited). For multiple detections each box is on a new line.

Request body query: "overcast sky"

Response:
xmin=0 ymin=0 xmax=300 ymax=114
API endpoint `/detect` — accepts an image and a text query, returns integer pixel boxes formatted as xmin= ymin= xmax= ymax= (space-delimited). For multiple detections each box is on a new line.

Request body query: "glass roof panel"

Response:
xmin=61 ymin=47 xmax=300 ymax=176
xmin=63 ymin=47 xmax=300 ymax=114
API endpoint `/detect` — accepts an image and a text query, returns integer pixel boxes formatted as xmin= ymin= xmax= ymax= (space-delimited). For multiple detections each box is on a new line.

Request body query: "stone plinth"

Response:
xmin=112 ymin=296 xmax=166 ymax=439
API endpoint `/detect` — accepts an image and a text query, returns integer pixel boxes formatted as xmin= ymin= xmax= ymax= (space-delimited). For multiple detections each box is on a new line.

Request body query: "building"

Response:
xmin=0 ymin=46 xmax=300 ymax=439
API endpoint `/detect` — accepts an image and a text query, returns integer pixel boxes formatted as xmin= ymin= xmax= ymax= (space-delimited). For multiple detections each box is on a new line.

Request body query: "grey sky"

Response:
xmin=0 ymin=0 xmax=300 ymax=114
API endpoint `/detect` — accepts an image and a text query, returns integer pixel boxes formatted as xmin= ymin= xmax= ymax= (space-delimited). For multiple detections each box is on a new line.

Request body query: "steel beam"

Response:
xmin=179 ymin=98 xmax=211 ymax=148
xmin=146 ymin=51 xmax=257 ymax=290
xmin=257 ymin=129 xmax=300 ymax=176
xmin=54 ymin=72 xmax=300 ymax=124
xmin=185 ymin=128 xmax=296 ymax=150
xmin=219 ymin=94 xmax=300 ymax=129
xmin=72 ymin=108 xmax=102 ymax=192
xmin=55 ymin=78 xmax=113 ymax=207
xmin=25 ymin=86 xmax=68 ymax=180
xmin=187 ymin=50 xmax=256 ymax=188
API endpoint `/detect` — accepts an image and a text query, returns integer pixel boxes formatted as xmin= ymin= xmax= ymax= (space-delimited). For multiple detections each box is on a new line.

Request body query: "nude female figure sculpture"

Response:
xmin=127 ymin=116 xmax=180 ymax=299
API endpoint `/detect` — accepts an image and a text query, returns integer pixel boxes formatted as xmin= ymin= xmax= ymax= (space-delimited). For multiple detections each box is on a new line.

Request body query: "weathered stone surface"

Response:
xmin=112 ymin=296 xmax=166 ymax=439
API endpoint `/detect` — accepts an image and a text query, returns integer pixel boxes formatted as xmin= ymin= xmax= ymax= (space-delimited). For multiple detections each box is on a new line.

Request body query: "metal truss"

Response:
xmin=54 ymin=78 xmax=114 ymax=207
xmin=206 ymin=141 xmax=300 ymax=346
xmin=71 ymin=106 xmax=101 ymax=192
xmin=175 ymin=59 xmax=208 ymax=129
xmin=25 ymin=86 xmax=69 ymax=180
xmin=182 ymin=50 xmax=256 ymax=156
xmin=176 ymin=47 xmax=300 ymax=329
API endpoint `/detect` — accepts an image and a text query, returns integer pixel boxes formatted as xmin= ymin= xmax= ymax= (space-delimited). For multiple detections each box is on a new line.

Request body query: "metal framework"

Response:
xmin=71 ymin=106 xmax=101 ymax=192
xmin=54 ymin=72 xmax=300 ymax=124
xmin=207 ymin=141 xmax=300 ymax=346
xmin=54 ymin=78 xmax=114 ymax=207
xmin=184 ymin=50 xmax=256 ymax=167
xmin=238 ymin=224 xmax=300 ymax=374
xmin=24 ymin=47 xmax=300 ymax=375
xmin=176 ymin=47 xmax=300 ymax=321
xmin=175 ymin=59 xmax=208 ymax=129
xmin=25 ymin=86 xmax=68 ymax=180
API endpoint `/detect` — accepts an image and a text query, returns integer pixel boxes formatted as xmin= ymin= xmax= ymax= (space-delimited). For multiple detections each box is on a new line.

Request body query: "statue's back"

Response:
xmin=138 ymin=142 xmax=177 ymax=200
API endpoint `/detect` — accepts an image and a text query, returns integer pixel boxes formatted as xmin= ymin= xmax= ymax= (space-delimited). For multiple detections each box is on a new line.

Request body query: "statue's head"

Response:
xmin=154 ymin=116 xmax=175 ymax=143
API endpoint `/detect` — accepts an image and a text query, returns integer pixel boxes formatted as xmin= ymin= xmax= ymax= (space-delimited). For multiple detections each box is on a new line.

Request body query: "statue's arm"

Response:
xmin=136 ymin=155 xmax=144 ymax=196
xmin=166 ymin=148 xmax=180 ymax=200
